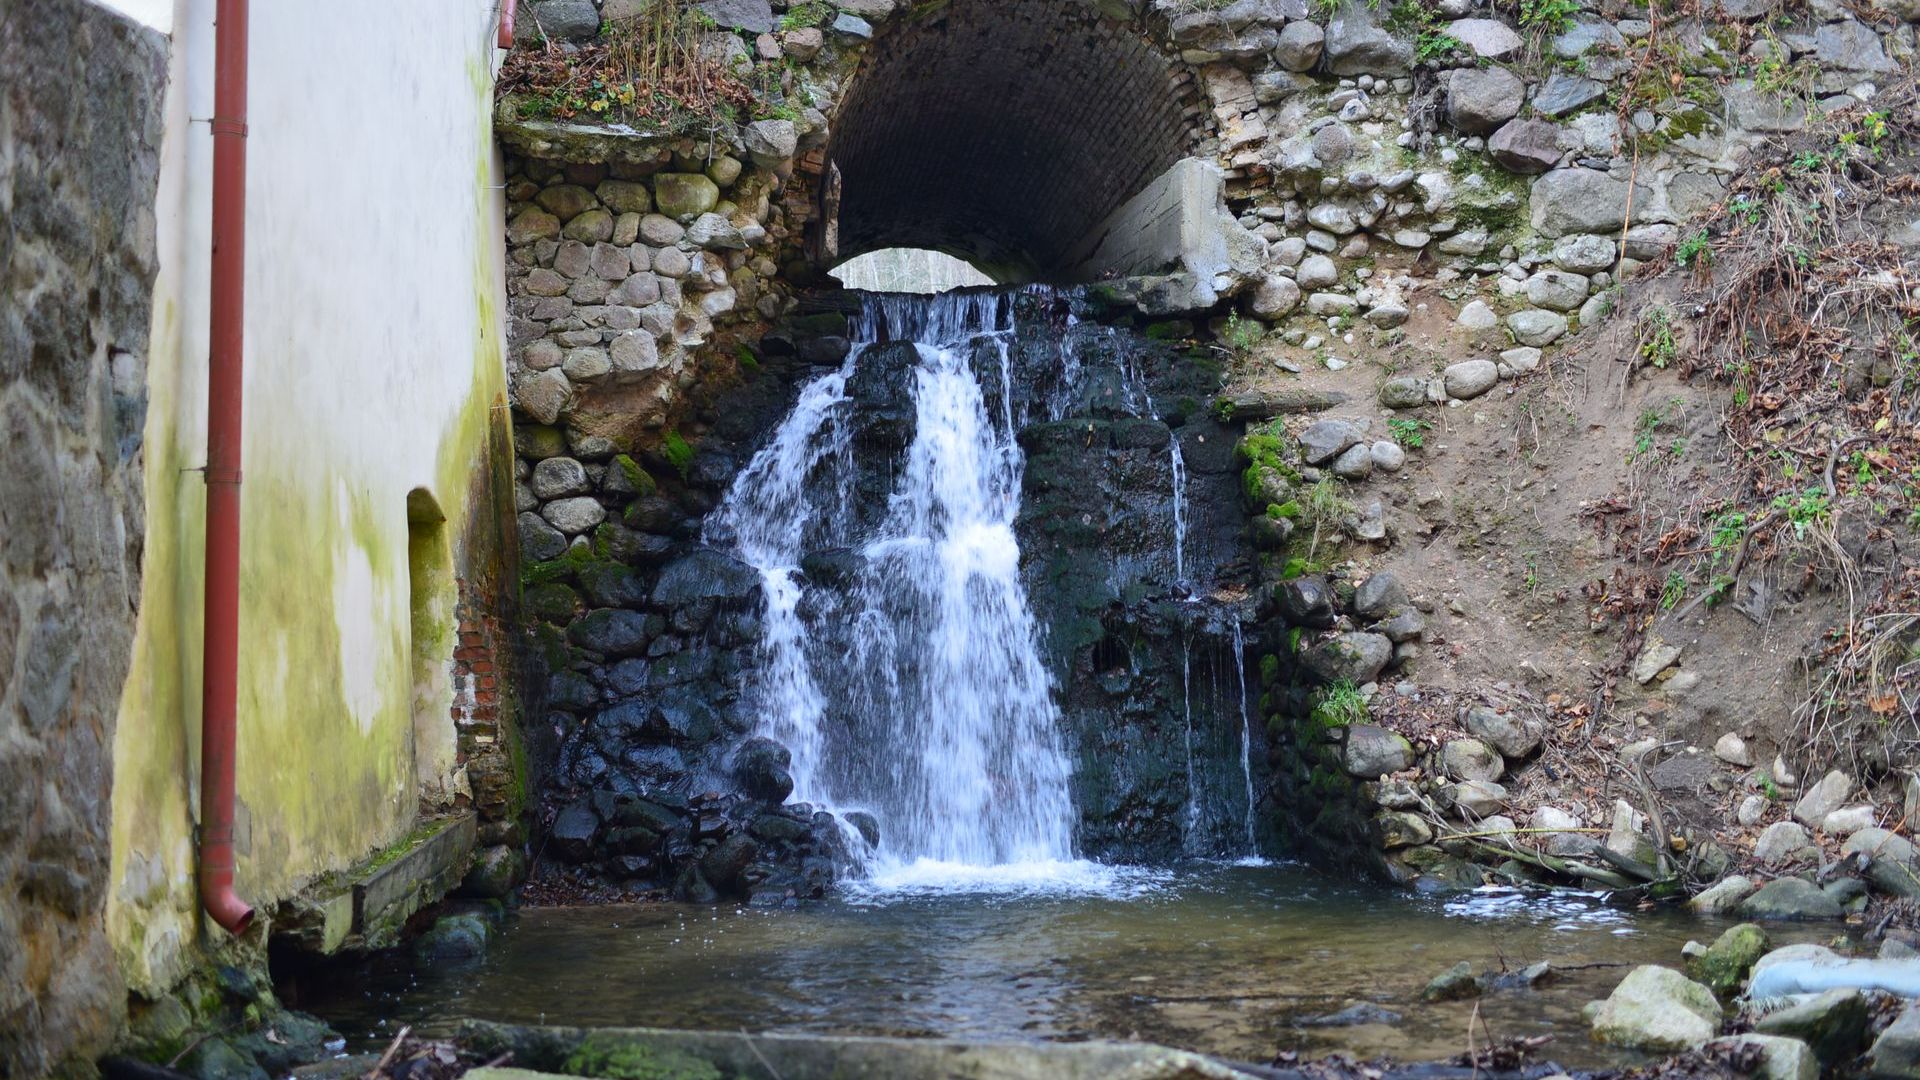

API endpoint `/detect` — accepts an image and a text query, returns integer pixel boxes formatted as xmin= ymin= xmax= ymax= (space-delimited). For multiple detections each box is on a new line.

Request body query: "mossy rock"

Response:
xmin=1686 ymin=922 xmax=1769 ymax=996
xmin=516 ymin=424 xmax=569 ymax=460
xmin=563 ymin=1034 xmax=722 ymax=1080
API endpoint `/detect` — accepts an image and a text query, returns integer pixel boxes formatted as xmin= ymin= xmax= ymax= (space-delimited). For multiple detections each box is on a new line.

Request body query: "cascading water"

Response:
xmin=708 ymin=290 xmax=1089 ymax=888
xmin=1231 ymin=621 xmax=1258 ymax=854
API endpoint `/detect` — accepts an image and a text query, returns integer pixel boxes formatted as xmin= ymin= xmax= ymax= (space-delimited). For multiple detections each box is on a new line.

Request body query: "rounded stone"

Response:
xmin=1443 ymin=359 xmax=1499 ymax=400
xmin=531 ymin=456 xmax=591 ymax=500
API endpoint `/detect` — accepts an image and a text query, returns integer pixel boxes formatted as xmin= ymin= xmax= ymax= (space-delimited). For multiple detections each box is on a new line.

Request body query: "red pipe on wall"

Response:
xmin=200 ymin=0 xmax=255 ymax=936
xmin=498 ymin=0 xmax=515 ymax=48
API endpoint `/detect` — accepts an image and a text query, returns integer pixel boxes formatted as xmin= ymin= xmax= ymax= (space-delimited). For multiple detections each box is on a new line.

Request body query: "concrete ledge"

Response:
xmin=273 ymin=811 xmax=476 ymax=954
xmin=457 ymin=1022 xmax=1271 ymax=1080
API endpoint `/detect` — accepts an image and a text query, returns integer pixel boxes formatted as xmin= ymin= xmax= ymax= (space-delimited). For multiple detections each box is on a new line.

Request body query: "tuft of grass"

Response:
xmin=1309 ymin=680 xmax=1369 ymax=730
xmin=661 ymin=429 xmax=695 ymax=480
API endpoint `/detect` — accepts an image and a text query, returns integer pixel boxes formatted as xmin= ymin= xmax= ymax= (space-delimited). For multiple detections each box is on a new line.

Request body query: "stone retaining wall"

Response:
xmin=0 ymin=0 xmax=168 ymax=1072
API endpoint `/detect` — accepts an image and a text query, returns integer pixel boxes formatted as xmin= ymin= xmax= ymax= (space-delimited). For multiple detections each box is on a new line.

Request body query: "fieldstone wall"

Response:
xmin=0 ymin=0 xmax=168 ymax=1072
xmin=498 ymin=0 xmax=1920 ymax=890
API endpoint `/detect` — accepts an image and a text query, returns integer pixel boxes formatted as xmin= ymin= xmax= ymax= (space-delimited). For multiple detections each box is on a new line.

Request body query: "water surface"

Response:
xmin=303 ymin=862 xmax=1790 ymax=1069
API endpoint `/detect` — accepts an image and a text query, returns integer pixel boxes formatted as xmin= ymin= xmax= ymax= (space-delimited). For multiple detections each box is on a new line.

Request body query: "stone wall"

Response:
xmin=497 ymin=0 xmax=1920 ymax=888
xmin=0 ymin=0 xmax=168 ymax=1072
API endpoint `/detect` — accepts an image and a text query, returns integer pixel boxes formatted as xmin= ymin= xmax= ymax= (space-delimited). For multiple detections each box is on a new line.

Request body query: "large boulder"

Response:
xmin=1441 ymin=738 xmax=1504 ymax=782
xmin=1447 ymin=67 xmax=1525 ymax=134
xmin=1870 ymin=1002 xmax=1920 ymax=1077
xmin=1755 ymin=821 xmax=1814 ymax=867
xmin=651 ymin=550 xmax=763 ymax=606
xmin=1487 ymin=119 xmax=1564 ymax=174
xmin=1299 ymin=418 xmax=1365 ymax=464
xmin=1738 ymin=877 xmax=1845 ymax=921
xmin=1708 ymin=1036 xmax=1818 ymax=1080
xmin=1842 ymin=827 xmax=1920 ymax=897
xmin=1530 ymin=168 xmax=1653 ymax=237
xmin=697 ymin=0 xmax=774 ymax=32
xmin=1352 ymin=571 xmax=1407 ymax=619
xmin=1792 ymin=769 xmax=1853 ymax=829
xmin=1755 ymin=988 xmax=1871 ymax=1064
xmin=1323 ymin=1 xmax=1412 ymax=75
xmin=1586 ymin=966 xmax=1723 ymax=1051
xmin=1301 ymin=632 xmax=1393 ymax=685
xmin=1687 ymin=923 xmax=1769 ymax=996
xmin=1343 ymin=724 xmax=1414 ymax=778
xmin=1464 ymin=706 xmax=1541 ymax=758
xmin=1276 ymin=575 xmax=1337 ymax=628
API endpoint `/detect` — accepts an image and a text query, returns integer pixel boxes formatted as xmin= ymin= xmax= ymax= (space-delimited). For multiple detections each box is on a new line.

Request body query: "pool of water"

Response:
xmin=299 ymin=861 xmax=1794 ymax=1070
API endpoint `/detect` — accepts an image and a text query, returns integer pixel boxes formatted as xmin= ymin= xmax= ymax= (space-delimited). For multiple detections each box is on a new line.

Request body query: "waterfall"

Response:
xmin=709 ymin=290 xmax=1086 ymax=887
xmin=1180 ymin=631 xmax=1199 ymax=853
xmin=1231 ymin=621 xmax=1257 ymax=854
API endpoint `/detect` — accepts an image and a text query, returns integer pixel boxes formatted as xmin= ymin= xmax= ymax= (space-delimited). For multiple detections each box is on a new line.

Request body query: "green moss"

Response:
xmin=613 ymin=454 xmax=657 ymax=497
xmin=1267 ymin=501 xmax=1301 ymax=521
xmin=661 ymin=430 xmax=695 ymax=481
xmin=733 ymin=342 xmax=761 ymax=371
xmin=562 ymin=1035 xmax=722 ymax=1080
xmin=1258 ymin=653 xmax=1280 ymax=687
xmin=1281 ymin=557 xmax=1313 ymax=580
xmin=1144 ymin=320 xmax=1195 ymax=341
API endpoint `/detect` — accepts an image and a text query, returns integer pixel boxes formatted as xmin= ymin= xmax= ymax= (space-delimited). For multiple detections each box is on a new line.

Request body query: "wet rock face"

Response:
xmin=1008 ymin=320 xmax=1265 ymax=862
xmin=529 ymin=295 xmax=1268 ymax=886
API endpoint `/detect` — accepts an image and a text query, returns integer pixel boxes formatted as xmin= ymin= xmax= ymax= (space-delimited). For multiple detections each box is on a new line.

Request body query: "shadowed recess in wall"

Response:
xmin=824 ymin=0 xmax=1193 ymax=280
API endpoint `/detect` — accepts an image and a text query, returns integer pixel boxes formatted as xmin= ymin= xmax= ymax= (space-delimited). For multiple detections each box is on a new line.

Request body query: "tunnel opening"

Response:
xmin=830 ymin=248 xmax=998 ymax=294
xmin=821 ymin=0 xmax=1198 ymax=285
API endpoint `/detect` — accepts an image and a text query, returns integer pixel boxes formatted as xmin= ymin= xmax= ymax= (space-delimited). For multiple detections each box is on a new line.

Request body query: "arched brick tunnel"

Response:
xmin=824 ymin=0 xmax=1198 ymax=282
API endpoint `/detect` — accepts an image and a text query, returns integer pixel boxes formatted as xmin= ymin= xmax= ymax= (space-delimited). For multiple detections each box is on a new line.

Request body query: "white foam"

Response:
xmin=847 ymin=857 xmax=1172 ymax=900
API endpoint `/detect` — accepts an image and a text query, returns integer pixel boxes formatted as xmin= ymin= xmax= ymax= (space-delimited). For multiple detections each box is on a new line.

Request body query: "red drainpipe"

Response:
xmin=498 ymin=0 xmax=516 ymax=47
xmin=200 ymin=0 xmax=255 ymax=936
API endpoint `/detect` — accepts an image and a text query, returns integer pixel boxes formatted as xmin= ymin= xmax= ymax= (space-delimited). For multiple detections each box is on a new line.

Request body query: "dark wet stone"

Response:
xmin=1298 ymin=1002 xmax=1403 ymax=1027
xmin=651 ymin=549 xmax=763 ymax=606
xmin=568 ymin=609 xmax=656 ymax=657
xmin=1276 ymin=575 xmax=1336 ymax=627
xmin=577 ymin=563 xmax=649 ymax=608
xmin=551 ymin=799 xmax=599 ymax=861
xmin=734 ymin=736 xmax=795 ymax=803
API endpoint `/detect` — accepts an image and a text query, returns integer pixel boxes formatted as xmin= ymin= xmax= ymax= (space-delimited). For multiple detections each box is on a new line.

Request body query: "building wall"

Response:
xmin=106 ymin=0 xmax=516 ymax=996
xmin=1 ymin=1 xmax=170 ymax=1070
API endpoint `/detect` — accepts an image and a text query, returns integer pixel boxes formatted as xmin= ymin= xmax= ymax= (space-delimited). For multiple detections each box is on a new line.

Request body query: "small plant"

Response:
xmin=1755 ymin=773 xmax=1782 ymax=801
xmin=1676 ymin=229 xmax=1713 ymax=269
xmin=1519 ymin=0 xmax=1579 ymax=36
xmin=1709 ymin=509 xmax=1747 ymax=563
xmin=1772 ymin=488 xmax=1832 ymax=537
xmin=1415 ymin=30 xmax=1462 ymax=62
xmin=661 ymin=429 xmax=696 ymax=480
xmin=1219 ymin=312 xmax=1265 ymax=357
xmin=1387 ymin=417 xmax=1432 ymax=449
xmin=1301 ymin=476 xmax=1353 ymax=559
xmin=1660 ymin=569 xmax=1688 ymax=610
xmin=1310 ymin=680 xmax=1369 ymax=730
xmin=1637 ymin=304 xmax=1679 ymax=369
xmin=778 ymin=0 xmax=833 ymax=29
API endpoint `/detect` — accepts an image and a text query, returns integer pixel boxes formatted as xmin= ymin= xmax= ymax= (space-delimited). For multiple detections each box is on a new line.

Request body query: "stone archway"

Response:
xmin=822 ymin=0 xmax=1199 ymax=281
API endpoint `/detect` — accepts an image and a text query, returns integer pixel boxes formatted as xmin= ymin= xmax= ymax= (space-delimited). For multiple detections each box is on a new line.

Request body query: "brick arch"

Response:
xmin=823 ymin=0 xmax=1199 ymax=281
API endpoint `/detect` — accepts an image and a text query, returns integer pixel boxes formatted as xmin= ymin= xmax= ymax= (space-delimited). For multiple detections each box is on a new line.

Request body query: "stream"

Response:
xmin=298 ymin=863 xmax=1799 ymax=1070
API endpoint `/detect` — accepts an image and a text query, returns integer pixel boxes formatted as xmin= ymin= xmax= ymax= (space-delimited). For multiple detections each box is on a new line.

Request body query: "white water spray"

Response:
xmin=711 ymin=291 xmax=1095 ymax=890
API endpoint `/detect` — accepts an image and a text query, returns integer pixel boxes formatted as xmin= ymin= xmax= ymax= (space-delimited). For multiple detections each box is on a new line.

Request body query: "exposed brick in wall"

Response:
xmin=451 ymin=582 xmax=522 ymax=835
xmin=827 ymin=0 xmax=1200 ymax=276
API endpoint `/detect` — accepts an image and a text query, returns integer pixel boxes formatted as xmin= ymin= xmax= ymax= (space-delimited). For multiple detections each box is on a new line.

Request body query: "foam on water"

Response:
xmin=850 ymin=856 xmax=1173 ymax=900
